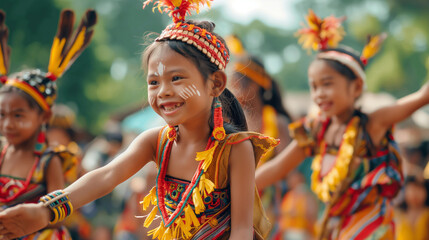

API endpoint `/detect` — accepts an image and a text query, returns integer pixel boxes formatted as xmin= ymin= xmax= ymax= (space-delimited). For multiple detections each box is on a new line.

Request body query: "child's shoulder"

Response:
xmin=225 ymin=131 xmax=278 ymax=145
xmin=226 ymin=131 xmax=279 ymax=164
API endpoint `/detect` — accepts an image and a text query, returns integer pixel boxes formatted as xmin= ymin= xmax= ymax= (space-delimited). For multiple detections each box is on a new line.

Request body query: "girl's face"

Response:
xmin=405 ymin=182 xmax=427 ymax=208
xmin=146 ymin=44 xmax=215 ymax=127
xmin=0 ymin=92 xmax=46 ymax=146
xmin=308 ymin=60 xmax=362 ymax=120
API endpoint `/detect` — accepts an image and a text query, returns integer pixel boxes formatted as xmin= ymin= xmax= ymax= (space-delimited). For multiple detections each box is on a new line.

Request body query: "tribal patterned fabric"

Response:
xmin=289 ymin=110 xmax=402 ymax=240
xmin=141 ymin=126 xmax=279 ymax=239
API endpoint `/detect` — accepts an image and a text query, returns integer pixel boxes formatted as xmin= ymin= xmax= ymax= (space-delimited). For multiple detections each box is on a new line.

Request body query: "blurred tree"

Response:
xmin=218 ymin=0 xmax=429 ymax=100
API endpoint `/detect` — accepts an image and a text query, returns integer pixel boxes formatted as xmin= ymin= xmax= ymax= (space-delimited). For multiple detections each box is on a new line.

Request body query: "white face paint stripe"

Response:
xmin=191 ymin=84 xmax=201 ymax=96
xmin=179 ymin=89 xmax=188 ymax=99
xmin=178 ymin=91 xmax=188 ymax=99
xmin=179 ymin=92 xmax=188 ymax=99
xmin=157 ymin=62 xmax=165 ymax=76
xmin=183 ymin=87 xmax=193 ymax=97
xmin=178 ymin=84 xmax=202 ymax=100
xmin=189 ymin=86 xmax=197 ymax=95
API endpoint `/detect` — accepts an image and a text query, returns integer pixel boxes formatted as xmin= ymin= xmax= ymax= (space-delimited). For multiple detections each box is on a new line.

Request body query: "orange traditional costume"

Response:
xmin=139 ymin=1 xmax=279 ymax=239
xmin=293 ymin=10 xmax=403 ymax=240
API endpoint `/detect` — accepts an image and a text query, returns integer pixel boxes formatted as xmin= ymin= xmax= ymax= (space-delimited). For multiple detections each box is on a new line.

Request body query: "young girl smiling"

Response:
xmin=0 ymin=1 xmax=277 ymax=239
xmin=256 ymin=10 xmax=429 ymax=240
xmin=0 ymin=9 xmax=96 ymax=240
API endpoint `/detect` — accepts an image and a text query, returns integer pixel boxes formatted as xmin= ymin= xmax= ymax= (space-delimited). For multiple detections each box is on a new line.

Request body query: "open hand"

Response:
xmin=0 ymin=203 xmax=50 ymax=239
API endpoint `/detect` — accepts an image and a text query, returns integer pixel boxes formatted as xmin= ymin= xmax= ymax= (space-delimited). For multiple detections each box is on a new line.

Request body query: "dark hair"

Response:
xmin=404 ymin=175 xmax=425 ymax=187
xmin=142 ymin=20 xmax=248 ymax=133
xmin=234 ymin=56 xmax=292 ymax=122
xmin=318 ymin=48 xmax=365 ymax=82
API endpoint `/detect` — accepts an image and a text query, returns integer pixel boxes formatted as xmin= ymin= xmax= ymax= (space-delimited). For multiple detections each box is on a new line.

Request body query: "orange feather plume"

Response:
xmin=143 ymin=0 xmax=212 ymax=23
xmin=295 ymin=9 xmax=346 ymax=52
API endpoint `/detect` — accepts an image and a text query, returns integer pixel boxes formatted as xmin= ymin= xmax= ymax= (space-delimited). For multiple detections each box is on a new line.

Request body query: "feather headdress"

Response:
xmin=296 ymin=9 xmax=387 ymax=83
xmin=143 ymin=0 xmax=212 ymax=23
xmin=295 ymin=9 xmax=346 ymax=52
xmin=48 ymin=9 xmax=97 ymax=80
xmin=361 ymin=33 xmax=387 ymax=65
xmin=1 ymin=9 xmax=97 ymax=111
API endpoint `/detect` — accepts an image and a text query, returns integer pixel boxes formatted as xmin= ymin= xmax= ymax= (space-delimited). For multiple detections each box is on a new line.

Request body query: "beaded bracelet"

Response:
xmin=39 ymin=190 xmax=74 ymax=224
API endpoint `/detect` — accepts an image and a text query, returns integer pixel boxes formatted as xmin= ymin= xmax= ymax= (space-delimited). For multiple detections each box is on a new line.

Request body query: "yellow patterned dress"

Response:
xmin=289 ymin=110 xmax=403 ymax=240
xmin=141 ymin=126 xmax=279 ymax=239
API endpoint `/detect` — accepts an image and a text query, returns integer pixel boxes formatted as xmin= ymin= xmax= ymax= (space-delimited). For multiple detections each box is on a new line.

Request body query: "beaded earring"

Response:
xmin=212 ymin=97 xmax=225 ymax=141
xmin=34 ymin=124 xmax=47 ymax=156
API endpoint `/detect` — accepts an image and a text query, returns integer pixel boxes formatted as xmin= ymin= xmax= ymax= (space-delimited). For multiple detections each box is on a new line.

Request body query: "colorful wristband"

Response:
xmin=39 ymin=190 xmax=74 ymax=224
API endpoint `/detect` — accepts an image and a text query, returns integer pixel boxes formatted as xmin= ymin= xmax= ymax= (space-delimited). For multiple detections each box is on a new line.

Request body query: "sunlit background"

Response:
xmin=2 ymin=0 xmax=429 ymax=133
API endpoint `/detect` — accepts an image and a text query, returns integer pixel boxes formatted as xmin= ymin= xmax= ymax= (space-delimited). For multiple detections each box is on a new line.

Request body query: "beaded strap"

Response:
xmin=39 ymin=190 xmax=74 ymax=224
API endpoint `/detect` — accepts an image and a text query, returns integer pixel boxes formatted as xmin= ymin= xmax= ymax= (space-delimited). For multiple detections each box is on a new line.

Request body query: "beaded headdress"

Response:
xmin=143 ymin=0 xmax=230 ymax=70
xmin=0 ymin=9 xmax=97 ymax=112
xmin=296 ymin=9 xmax=386 ymax=83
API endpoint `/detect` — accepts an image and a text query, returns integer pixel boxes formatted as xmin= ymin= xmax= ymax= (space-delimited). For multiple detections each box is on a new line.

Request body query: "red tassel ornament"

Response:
xmin=212 ymin=98 xmax=225 ymax=141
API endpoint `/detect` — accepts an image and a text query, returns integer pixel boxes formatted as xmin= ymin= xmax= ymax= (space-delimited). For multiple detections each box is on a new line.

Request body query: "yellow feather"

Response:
xmin=48 ymin=37 xmax=67 ymax=75
xmin=0 ymin=47 xmax=5 ymax=75
xmin=225 ymin=35 xmax=246 ymax=56
xmin=184 ymin=204 xmax=200 ymax=227
xmin=362 ymin=33 xmax=387 ymax=61
xmin=199 ymin=174 xmax=215 ymax=197
xmin=161 ymin=227 xmax=172 ymax=240
xmin=48 ymin=37 xmax=61 ymax=72
xmin=141 ymin=187 xmax=157 ymax=211
xmin=176 ymin=217 xmax=192 ymax=239
xmin=195 ymin=142 xmax=217 ymax=171
xmin=192 ymin=187 xmax=205 ymax=215
xmin=144 ymin=206 xmax=158 ymax=228
xmin=171 ymin=0 xmax=182 ymax=7
xmin=147 ymin=222 xmax=166 ymax=239
xmin=56 ymin=27 xmax=87 ymax=77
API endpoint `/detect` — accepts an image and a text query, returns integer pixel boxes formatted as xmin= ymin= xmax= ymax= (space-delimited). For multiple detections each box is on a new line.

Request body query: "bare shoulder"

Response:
xmin=229 ymin=138 xmax=255 ymax=166
xmin=126 ymin=126 xmax=165 ymax=159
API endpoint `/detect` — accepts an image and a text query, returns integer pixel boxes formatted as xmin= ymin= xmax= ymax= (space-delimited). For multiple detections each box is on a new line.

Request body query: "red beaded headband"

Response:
xmin=144 ymin=0 xmax=229 ymax=70
xmin=156 ymin=22 xmax=229 ymax=70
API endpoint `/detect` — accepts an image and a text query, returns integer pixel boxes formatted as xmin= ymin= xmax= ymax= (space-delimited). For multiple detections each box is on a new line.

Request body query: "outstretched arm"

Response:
xmin=256 ymin=140 xmax=307 ymax=190
xmin=0 ymin=127 xmax=161 ymax=239
xmin=369 ymin=83 xmax=429 ymax=144
xmin=229 ymin=140 xmax=255 ymax=240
